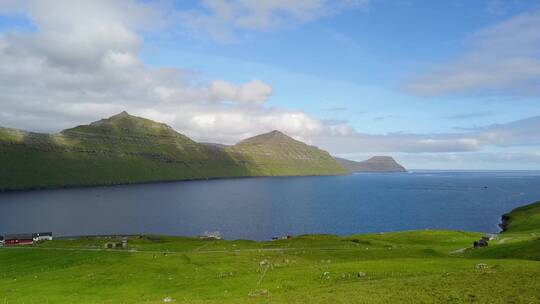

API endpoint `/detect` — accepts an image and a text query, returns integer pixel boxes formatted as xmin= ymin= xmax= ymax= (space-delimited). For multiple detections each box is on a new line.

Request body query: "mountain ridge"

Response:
xmin=0 ymin=112 xmax=347 ymax=191
xmin=335 ymin=156 xmax=407 ymax=172
xmin=227 ymin=130 xmax=345 ymax=176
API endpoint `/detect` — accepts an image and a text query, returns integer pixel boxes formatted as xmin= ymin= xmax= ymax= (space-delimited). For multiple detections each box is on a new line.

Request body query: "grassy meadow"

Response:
xmin=1 ymin=202 xmax=540 ymax=303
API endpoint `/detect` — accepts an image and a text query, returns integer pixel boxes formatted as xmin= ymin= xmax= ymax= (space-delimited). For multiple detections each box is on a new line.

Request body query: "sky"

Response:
xmin=1 ymin=0 xmax=540 ymax=170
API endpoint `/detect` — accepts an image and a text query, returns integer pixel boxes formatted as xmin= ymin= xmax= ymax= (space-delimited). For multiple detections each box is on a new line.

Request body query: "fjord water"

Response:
xmin=1 ymin=171 xmax=540 ymax=240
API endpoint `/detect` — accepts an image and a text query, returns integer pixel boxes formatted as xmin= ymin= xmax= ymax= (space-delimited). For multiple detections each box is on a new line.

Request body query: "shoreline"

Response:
xmin=0 ymin=172 xmax=351 ymax=193
xmin=0 ymin=227 xmax=499 ymax=244
xmin=3 ymin=169 xmax=540 ymax=193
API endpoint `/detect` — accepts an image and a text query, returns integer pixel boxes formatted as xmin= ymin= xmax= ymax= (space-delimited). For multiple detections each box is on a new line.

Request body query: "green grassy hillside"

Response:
xmin=227 ymin=130 xmax=347 ymax=176
xmin=0 ymin=231 xmax=538 ymax=303
xmin=465 ymin=201 xmax=540 ymax=261
xmin=500 ymin=201 xmax=540 ymax=233
xmin=1 ymin=202 xmax=540 ymax=303
xmin=0 ymin=112 xmax=347 ymax=191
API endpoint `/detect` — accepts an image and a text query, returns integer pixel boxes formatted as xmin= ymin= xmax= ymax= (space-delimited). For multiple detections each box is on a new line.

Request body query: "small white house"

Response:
xmin=199 ymin=231 xmax=221 ymax=240
xmin=32 ymin=232 xmax=53 ymax=242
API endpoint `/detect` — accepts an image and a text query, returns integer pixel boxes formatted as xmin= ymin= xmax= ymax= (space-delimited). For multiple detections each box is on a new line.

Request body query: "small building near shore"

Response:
xmin=104 ymin=237 xmax=128 ymax=249
xmin=5 ymin=234 xmax=34 ymax=245
xmin=104 ymin=242 xmax=118 ymax=249
xmin=473 ymin=236 xmax=490 ymax=249
xmin=199 ymin=231 xmax=222 ymax=240
xmin=33 ymin=232 xmax=53 ymax=242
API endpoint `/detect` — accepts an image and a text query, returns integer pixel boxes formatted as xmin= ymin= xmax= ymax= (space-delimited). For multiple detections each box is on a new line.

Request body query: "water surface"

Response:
xmin=1 ymin=171 xmax=540 ymax=240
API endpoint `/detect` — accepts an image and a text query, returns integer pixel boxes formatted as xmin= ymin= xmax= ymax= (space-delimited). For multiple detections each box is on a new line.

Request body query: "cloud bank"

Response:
xmin=0 ymin=0 xmax=333 ymax=143
xmin=316 ymin=115 xmax=540 ymax=154
xmin=407 ymin=9 xmax=540 ymax=96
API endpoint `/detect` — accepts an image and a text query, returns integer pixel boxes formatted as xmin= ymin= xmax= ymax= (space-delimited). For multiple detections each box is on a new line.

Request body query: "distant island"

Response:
xmin=0 ymin=112 xmax=407 ymax=191
xmin=335 ymin=156 xmax=407 ymax=173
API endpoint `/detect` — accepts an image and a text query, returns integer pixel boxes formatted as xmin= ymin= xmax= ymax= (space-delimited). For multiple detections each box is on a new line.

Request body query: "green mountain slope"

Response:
xmin=499 ymin=201 xmax=540 ymax=234
xmin=226 ymin=130 xmax=348 ymax=176
xmin=335 ymin=156 xmax=407 ymax=172
xmin=0 ymin=112 xmax=347 ymax=191
xmin=465 ymin=201 xmax=540 ymax=261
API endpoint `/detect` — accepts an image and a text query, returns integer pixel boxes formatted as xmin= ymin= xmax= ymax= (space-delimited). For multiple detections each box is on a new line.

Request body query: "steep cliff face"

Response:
xmin=0 ymin=113 xmax=347 ymax=191
xmin=335 ymin=156 xmax=407 ymax=173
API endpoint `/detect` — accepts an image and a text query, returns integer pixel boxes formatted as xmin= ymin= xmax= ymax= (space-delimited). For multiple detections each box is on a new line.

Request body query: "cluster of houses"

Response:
xmin=272 ymin=235 xmax=293 ymax=240
xmin=0 ymin=232 xmax=53 ymax=246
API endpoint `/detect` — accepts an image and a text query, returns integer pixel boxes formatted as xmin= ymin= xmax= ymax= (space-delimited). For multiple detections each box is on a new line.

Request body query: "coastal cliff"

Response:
xmin=499 ymin=201 xmax=540 ymax=233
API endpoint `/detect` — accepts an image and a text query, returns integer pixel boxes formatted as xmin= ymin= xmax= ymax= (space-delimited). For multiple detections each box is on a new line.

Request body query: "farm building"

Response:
xmin=32 ymin=232 xmax=53 ymax=242
xmin=5 ymin=234 xmax=34 ymax=245
xmin=104 ymin=237 xmax=128 ymax=249
xmin=199 ymin=231 xmax=222 ymax=240
xmin=473 ymin=236 xmax=491 ymax=249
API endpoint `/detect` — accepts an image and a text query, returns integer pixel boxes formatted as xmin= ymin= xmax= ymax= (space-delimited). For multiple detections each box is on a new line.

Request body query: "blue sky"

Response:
xmin=1 ymin=0 xmax=540 ymax=169
xmin=143 ymin=0 xmax=540 ymax=134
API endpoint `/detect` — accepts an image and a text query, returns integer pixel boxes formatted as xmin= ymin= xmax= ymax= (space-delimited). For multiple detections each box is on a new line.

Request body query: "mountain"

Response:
xmin=226 ymin=130 xmax=347 ymax=176
xmin=0 ymin=112 xmax=347 ymax=191
xmin=335 ymin=156 xmax=406 ymax=172
xmin=200 ymin=142 xmax=231 ymax=149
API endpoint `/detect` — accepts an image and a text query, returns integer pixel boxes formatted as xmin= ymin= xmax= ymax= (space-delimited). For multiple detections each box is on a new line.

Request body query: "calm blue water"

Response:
xmin=1 ymin=171 xmax=540 ymax=240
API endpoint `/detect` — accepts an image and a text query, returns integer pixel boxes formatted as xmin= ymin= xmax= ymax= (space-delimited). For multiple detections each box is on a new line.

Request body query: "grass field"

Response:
xmin=1 ymin=202 xmax=539 ymax=303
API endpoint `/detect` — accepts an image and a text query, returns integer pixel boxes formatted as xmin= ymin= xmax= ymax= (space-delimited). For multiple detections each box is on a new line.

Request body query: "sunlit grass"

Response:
xmin=1 ymin=227 xmax=539 ymax=303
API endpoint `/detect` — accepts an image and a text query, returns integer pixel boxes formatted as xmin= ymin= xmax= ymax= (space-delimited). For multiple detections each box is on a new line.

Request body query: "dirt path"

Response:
xmin=497 ymin=237 xmax=512 ymax=244
xmin=449 ymin=247 xmax=468 ymax=255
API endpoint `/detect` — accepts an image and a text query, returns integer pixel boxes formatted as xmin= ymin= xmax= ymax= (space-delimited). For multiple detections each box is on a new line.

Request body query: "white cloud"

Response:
xmin=384 ymin=151 xmax=540 ymax=170
xmin=406 ymin=9 xmax=540 ymax=96
xmin=314 ymin=115 xmax=540 ymax=154
xmin=210 ymin=79 xmax=273 ymax=105
xmin=172 ymin=106 xmax=325 ymax=144
xmin=180 ymin=0 xmax=369 ymax=41
xmin=0 ymin=0 xmax=321 ymax=143
xmin=315 ymin=133 xmax=482 ymax=154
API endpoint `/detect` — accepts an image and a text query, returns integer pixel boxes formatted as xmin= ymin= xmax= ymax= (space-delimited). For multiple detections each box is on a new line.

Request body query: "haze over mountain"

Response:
xmin=0 ymin=112 xmax=346 ymax=191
